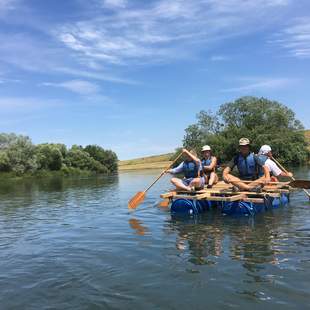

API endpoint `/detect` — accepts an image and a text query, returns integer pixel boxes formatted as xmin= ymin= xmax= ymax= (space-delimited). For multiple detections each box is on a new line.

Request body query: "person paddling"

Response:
xmin=223 ymin=138 xmax=270 ymax=192
xmin=257 ymin=145 xmax=293 ymax=182
xmin=201 ymin=145 xmax=218 ymax=188
xmin=167 ymin=149 xmax=204 ymax=192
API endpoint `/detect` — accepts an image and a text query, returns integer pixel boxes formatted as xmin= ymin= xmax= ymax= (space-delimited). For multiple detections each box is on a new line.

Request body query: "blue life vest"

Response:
xmin=257 ymin=154 xmax=268 ymax=177
xmin=183 ymin=161 xmax=199 ymax=179
xmin=234 ymin=152 xmax=257 ymax=180
xmin=201 ymin=157 xmax=213 ymax=176
xmin=201 ymin=158 xmax=212 ymax=167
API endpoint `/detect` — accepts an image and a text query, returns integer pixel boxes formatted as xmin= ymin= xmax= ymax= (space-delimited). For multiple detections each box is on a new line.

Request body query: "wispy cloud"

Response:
xmin=271 ymin=18 xmax=310 ymax=58
xmin=42 ymin=80 xmax=100 ymax=95
xmin=55 ymin=0 xmax=291 ymax=66
xmin=102 ymin=0 xmax=127 ymax=9
xmin=0 ymin=96 xmax=61 ymax=112
xmin=0 ymin=0 xmax=16 ymax=13
xmin=221 ymin=77 xmax=296 ymax=92
xmin=210 ymin=55 xmax=230 ymax=62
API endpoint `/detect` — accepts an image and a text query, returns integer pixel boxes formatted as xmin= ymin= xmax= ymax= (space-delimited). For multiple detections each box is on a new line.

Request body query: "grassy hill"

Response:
xmin=118 ymin=153 xmax=174 ymax=171
xmin=304 ymin=130 xmax=310 ymax=150
xmin=119 ymin=130 xmax=310 ymax=171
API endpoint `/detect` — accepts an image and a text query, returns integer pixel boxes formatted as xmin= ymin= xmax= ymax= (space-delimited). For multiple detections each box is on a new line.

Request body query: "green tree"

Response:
xmin=35 ymin=144 xmax=64 ymax=171
xmin=84 ymin=145 xmax=118 ymax=173
xmin=183 ymin=97 xmax=309 ymax=164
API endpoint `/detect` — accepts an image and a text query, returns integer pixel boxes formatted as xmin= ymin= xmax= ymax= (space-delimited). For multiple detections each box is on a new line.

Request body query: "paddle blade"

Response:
xmin=128 ymin=191 xmax=145 ymax=209
xmin=289 ymin=179 xmax=310 ymax=189
xmin=159 ymin=199 xmax=170 ymax=208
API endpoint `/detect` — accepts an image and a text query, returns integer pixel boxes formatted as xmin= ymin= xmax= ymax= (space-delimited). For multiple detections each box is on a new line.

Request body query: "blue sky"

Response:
xmin=0 ymin=0 xmax=310 ymax=159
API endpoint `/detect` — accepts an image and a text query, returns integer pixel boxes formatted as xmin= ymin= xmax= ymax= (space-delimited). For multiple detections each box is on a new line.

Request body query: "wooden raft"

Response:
xmin=160 ymin=181 xmax=292 ymax=204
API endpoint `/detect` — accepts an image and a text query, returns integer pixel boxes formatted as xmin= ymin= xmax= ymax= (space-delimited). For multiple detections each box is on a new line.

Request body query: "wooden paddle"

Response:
xmin=128 ymin=152 xmax=183 ymax=209
xmin=271 ymin=156 xmax=310 ymax=198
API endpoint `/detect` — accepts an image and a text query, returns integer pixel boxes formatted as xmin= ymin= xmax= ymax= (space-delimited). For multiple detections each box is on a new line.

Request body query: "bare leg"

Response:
xmin=189 ymin=177 xmax=204 ymax=190
xmin=223 ymin=174 xmax=252 ymax=191
xmin=208 ymin=172 xmax=218 ymax=186
xmin=171 ymin=177 xmax=191 ymax=191
xmin=247 ymin=176 xmax=267 ymax=188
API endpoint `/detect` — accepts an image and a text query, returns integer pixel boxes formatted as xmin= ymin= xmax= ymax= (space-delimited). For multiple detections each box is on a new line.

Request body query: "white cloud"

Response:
xmin=42 ymin=80 xmax=100 ymax=95
xmin=55 ymin=0 xmax=291 ymax=66
xmin=272 ymin=18 xmax=310 ymax=58
xmin=210 ymin=55 xmax=230 ymax=61
xmin=221 ymin=77 xmax=295 ymax=92
xmin=103 ymin=0 xmax=127 ymax=9
xmin=0 ymin=0 xmax=16 ymax=12
xmin=0 ymin=96 xmax=60 ymax=112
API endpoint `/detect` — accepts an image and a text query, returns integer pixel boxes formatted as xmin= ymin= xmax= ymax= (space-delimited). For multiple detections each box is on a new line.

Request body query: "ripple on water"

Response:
xmin=0 ymin=171 xmax=310 ymax=309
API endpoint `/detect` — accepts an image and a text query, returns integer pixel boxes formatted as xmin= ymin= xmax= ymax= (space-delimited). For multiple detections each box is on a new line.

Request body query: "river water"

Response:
xmin=0 ymin=168 xmax=309 ymax=309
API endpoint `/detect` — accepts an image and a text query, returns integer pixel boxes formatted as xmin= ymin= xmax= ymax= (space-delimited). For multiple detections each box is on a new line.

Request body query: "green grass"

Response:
xmin=304 ymin=130 xmax=310 ymax=149
xmin=118 ymin=153 xmax=174 ymax=170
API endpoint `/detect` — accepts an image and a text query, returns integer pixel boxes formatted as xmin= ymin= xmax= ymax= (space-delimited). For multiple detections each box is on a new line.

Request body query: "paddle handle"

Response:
xmin=271 ymin=156 xmax=295 ymax=180
xmin=272 ymin=156 xmax=310 ymax=198
xmin=144 ymin=152 xmax=183 ymax=193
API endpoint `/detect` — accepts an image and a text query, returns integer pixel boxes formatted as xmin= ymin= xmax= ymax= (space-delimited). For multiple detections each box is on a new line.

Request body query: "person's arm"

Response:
xmin=182 ymin=149 xmax=200 ymax=164
xmin=279 ymin=171 xmax=293 ymax=178
xmin=167 ymin=162 xmax=184 ymax=174
xmin=269 ymin=160 xmax=293 ymax=178
xmin=204 ymin=157 xmax=217 ymax=172
xmin=262 ymin=164 xmax=271 ymax=184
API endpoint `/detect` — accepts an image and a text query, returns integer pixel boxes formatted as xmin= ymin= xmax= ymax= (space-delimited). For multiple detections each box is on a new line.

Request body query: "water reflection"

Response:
xmin=129 ymin=218 xmax=148 ymax=236
xmin=167 ymin=208 xmax=295 ymax=271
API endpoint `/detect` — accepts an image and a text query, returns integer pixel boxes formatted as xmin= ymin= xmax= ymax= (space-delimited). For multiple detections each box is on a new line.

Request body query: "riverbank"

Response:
xmin=118 ymin=153 xmax=173 ymax=171
xmin=0 ymin=167 xmax=110 ymax=180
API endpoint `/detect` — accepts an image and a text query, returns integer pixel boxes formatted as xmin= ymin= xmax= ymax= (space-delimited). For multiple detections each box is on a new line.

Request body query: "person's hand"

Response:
xmin=182 ymin=148 xmax=187 ymax=154
xmin=287 ymin=172 xmax=293 ymax=178
xmin=264 ymin=177 xmax=271 ymax=185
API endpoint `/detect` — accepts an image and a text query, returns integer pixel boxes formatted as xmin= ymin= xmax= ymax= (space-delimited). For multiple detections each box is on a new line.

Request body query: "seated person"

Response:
xmin=223 ymin=138 xmax=270 ymax=192
xmin=257 ymin=145 xmax=293 ymax=182
xmin=167 ymin=148 xmax=204 ymax=192
xmin=201 ymin=145 xmax=218 ymax=188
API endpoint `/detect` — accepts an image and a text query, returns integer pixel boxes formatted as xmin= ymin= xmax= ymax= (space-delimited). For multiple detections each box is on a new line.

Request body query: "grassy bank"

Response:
xmin=0 ymin=167 xmax=108 ymax=180
xmin=118 ymin=153 xmax=173 ymax=171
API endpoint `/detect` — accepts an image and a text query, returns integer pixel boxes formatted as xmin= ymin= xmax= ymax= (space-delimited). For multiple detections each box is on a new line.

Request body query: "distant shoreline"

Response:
xmin=118 ymin=153 xmax=173 ymax=171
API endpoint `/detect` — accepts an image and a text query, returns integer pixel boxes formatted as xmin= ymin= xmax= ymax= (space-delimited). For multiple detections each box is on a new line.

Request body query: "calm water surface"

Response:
xmin=0 ymin=168 xmax=310 ymax=309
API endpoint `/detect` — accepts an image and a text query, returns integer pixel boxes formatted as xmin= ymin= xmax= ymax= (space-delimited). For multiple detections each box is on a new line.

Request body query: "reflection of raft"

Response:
xmin=160 ymin=181 xmax=291 ymax=216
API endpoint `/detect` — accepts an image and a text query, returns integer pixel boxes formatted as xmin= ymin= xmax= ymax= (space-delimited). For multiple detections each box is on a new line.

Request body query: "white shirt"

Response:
xmin=264 ymin=158 xmax=282 ymax=177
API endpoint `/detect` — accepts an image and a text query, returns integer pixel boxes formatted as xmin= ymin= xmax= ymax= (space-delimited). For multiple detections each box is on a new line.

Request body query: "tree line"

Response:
xmin=179 ymin=96 xmax=309 ymax=164
xmin=0 ymin=133 xmax=118 ymax=176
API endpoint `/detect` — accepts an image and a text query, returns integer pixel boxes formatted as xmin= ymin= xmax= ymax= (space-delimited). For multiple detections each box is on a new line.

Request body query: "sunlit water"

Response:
xmin=0 ymin=168 xmax=310 ymax=309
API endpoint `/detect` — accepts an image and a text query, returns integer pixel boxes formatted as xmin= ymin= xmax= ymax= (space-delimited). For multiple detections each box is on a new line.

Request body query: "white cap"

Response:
xmin=201 ymin=145 xmax=211 ymax=151
xmin=259 ymin=145 xmax=272 ymax=155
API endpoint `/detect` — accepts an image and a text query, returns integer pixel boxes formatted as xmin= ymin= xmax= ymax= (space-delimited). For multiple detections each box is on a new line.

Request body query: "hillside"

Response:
xmin=118 ymin=153 xmax=173 ymax=171
xmin=304 ymin=130 xmax=310 ymax=150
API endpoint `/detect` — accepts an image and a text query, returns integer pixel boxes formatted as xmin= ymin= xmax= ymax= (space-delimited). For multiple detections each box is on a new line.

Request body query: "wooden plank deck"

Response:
xmin=160 ymin=181 xmax=291 ymax=204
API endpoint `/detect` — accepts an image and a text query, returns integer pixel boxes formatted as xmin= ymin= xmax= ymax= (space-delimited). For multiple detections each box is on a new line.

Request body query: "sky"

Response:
xmin=0 ymin=0 xmax=310 ymax=160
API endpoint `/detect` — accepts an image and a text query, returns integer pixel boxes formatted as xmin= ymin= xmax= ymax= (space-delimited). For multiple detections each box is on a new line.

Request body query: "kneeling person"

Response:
xmin=167 ymin=149 xmax=204 ymax=191
xmin=223 ymin=138 xmax=270 ymax=192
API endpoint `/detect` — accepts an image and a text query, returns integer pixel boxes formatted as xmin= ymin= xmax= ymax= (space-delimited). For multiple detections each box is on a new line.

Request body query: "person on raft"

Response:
xmin=222 ymin=138 xmax=270 ymax=192
xmin=167 ymin=148 xmax=205 ymax=192
xmin=257 ymin=145 xmax=293 ymax=182
xmin=201 ymin=145 xmax=218 ymax=188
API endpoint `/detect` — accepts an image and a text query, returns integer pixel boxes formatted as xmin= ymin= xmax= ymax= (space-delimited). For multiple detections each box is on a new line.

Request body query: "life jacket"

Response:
xmin=257 ymin=154 xmax=268 ymax=177
xmin=201 ymin=157 xmax=213 ymax=176
xmin=201 ymin=158 xmax=212 ymax=167
xmin=183 ymin=160 xmax=199 ymax=179
xmin=234 ymin=152 xmax=257 ymax=180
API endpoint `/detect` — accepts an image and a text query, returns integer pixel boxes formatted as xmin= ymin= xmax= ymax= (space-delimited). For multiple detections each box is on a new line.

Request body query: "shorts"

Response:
xmin=182 ymin=177 xmax=205 ymax=189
